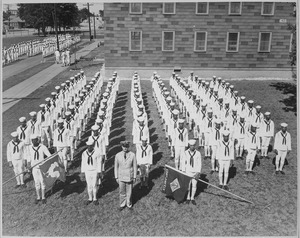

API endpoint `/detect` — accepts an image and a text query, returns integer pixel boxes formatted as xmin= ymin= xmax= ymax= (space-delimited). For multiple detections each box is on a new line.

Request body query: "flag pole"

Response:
xmin=165 ymin=164 xmax=255 ymax=205
xmin=2 ymin=150 xmax=62 ymax=186
xmin=196 ymin=177 xmax=255 ymax=205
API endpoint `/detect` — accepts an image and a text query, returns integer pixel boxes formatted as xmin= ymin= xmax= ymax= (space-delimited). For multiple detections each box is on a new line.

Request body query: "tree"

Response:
xmin=3 ymin=10 xmax=10 ymax=21
xmin=78 ymin=8 xmax=94 ymax=22
xmin=287 ymin=3 xmax=296 ymax=80
xmin=17 ymin=3 xmax=80 ymax=36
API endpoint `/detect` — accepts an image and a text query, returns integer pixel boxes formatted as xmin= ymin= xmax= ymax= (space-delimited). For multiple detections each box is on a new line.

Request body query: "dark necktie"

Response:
xmin=196 ymin=106 xmax=200 ymax=112
xmin=215 ymin=129 xmax=220 ymax=140
xmin=189 ymin=150 xmax=196 ymax=167
xmin=41 ymin=111 xmax=45 ymax=122
xmin=223 ymin=141 xmax=230 ymax=156
xmin=92 ymin=136 xmax=100 ymax=148
xmin=139 ymin=126 xmax=144 ymax=141
xmin=58 ymin=128 xmax=64 ymax=142
xmin=75 ymin=106 xmax=79 ymax=113
xmin=265 ymin=120 xmax=271 ymax=132
xmin=219 ymin=103 xmax=223 ymax=110
xmin=251 ymin=132 xmax=256 ymax=143
xmin=240 ymin=122 xmax=245 ymax=134
xmin=12 ymin=141 xmax=20 ymax=153
xmin=208 ymin=118 xmax=213 ymax=128
xmin=33 ymin=146 xmax=40 ymax=160
xmin=241 ymin=103 xmax=245 ymax=111
xmin=124 ymin=152 xmax=127 ymax=160
xmin=31 ymin=120 xmax=36 ymax=133
xmin=178 ymin=128 xmax=184 ymax=141
xmin=66 ymin=120 xmax=71 ymax=130
xmin=234 ymin=96 xmax=238 ymax=105
xmin=232 ymin=115 xmax=237 ymax=125
xmin=248 ymin=108 xmax=253 ymax=117
xmin=281 ymin=132 xmax=287 ymax=145
xmin=255 ymin=113 xmax=261 ymax=123
xmin=173 ymin=119 xmax=177 ymax=128
xmin=87 ymin=151 xmax=94 ymax=165
xmin=20 ymin=126 xmax=27 ymax=140
xmin=201 ymin=111 xmax=206 ymax=120
xmin=141 ymin=145 xmax=148 ymax=157
xmin=225 ymin=108 xmax=230 ymax=117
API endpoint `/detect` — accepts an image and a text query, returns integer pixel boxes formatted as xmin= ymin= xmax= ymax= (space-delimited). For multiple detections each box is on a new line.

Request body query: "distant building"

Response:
xmin=104 ymin=2 xmax=296 ymax=78
xmin=3 ymin=4 xmax=25 ymax=29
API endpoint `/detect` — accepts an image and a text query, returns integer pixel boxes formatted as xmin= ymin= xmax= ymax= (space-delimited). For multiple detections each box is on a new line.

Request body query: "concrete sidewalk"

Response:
xmin=2 ymin=39 xmax=101 ymax=113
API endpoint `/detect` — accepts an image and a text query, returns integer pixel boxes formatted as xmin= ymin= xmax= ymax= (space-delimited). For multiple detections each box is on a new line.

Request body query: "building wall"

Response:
xmin=104 ymin=2 xmax=295 ymax=70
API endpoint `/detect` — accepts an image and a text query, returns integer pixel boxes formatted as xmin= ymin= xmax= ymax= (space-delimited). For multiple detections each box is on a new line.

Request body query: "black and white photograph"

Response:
xmin=1 ymin=0 xmax=298 ymax=236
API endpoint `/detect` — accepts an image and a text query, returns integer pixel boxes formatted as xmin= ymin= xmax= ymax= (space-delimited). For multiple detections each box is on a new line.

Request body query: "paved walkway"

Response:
xmin=2 ymin=39 xmax=101 ymax=113
xmin=3 ymin=40 xmax=89 ymax=80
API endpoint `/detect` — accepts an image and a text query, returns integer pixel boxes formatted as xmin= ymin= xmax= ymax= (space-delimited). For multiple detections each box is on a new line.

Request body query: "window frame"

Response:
xmin=129 ymin=3 xmax=142 ymax=14
xmin=163 ymin=3 xmax=176 ymax=15
xmin=226 ymin=32 xmax=240 ymax=52
xmin=289 ymin=33 xmax=294 ymax=52
xmin=228 ymin=2 xmax=242 ymax=15
xmin=261 ymin=2 xmax=275 ymax=16
xmin=162 ymin=31 xmax=175 ymax=52
xmin=195 ymin=2 xmax=209 ymax=15
xmin=129 ymin=30 xmax=142 ymax=51
xmin=194 ymin=31 xmax=207 ymax=52
xmin=258 ymin=32 xmax=272 ymax=53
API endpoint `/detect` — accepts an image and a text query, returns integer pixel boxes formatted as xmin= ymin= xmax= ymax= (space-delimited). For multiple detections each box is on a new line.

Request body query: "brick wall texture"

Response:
xmin=104 ymin=2 xmax=295 ymax=69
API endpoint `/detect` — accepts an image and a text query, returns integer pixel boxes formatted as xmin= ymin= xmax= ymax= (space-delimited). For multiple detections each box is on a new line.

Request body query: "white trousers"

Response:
xmin=174 ymin=146 xmax=186 ymax=170
xmin=32 ymin=167 xmax=45 ymax=190
xmin=276 ymin=150 xmax=288 ymax=170
xmin=85 ymin=171 xmax=98 ymax=201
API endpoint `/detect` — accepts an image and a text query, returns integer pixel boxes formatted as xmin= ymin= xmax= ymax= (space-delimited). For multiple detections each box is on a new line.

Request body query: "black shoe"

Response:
xmin=119 ymin=206 xmax=125 ymax=211
xmin=93 ymin=200 xmax=99 ymax=205
xmin=41 ymin=199 xmax=47 ymax=204
xmin=85 ymin=200 xmax=92 ymax=206
xmin=275 ymin=171 xmax=280 ymax=175
xmin=15 ymin=185 xmax=21 ymax=189
xmin=128 ymin=206 xmax=133 ymax=211
xmin=250 ymin=171 xmax=255 ymax=175
xmin=34 ymin=199 xmax=41 ymax=205
xmin=20 ymin=184 xmax=27 ymax=188
xmin=280 ymin=171 xmax=285 ymax=175
xmin=186 ymin=200 xmax=190 ymax=204
xmin=210 ymin=170 xmax=214 ymax=175
xmin=218 ymin=185 xmax=223 ymax=189
xmin=244 ymin=171 xmax=249 ymax=175
xmin=223 ymin=185 xmax=229 ymax=191
xmin=191 ymin=200 xmax=196 ymax=205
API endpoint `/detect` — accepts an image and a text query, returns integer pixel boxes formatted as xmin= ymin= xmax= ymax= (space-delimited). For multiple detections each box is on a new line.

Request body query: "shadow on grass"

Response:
xmin=58 ymin=172 xmax=86 ymax=198
xmin=97 ymin=166 xmax=119 ymax=198
xmin=269 ymin=82 xmax=297 ymax=115
xmin=153 ymin=151 xmax=163 ymax=165
xmin=195 ymin=174 xmax=209 ymax=197
xmin=132 ymin=166 xmax=165 ymax=206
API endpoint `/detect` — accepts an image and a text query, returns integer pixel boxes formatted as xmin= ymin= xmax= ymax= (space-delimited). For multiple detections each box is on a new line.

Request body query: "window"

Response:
xmin=162 ymin=31 xmax=175 ymax=51
xmin=227 ymin=32 xmax=240 ymax=52
xmin=163 ymin=3 xmax=176 ymax=14
xmin=258 ymin=32 xmax=272 ymax=52
xmin=196 ymin=2 xmax=209 ymax=14
xmin=129 ymin=31 xmax=142 ymax=51
xmin=194 ymin=32 xmax=207 ymax=51
xmin=130 ymin=3 xmax=142 ymax=14
xmin=229 ymin=2 xmax=242 ymax=15
xmin=261 ymin=2 xmax=274 ymax=15
xmin=289 ymin=33 xmax=295 ymax=52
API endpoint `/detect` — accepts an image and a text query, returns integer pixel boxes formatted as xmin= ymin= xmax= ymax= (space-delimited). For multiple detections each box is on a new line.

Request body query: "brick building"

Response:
xmin=104 ymin=2 xmax=296 ymax=78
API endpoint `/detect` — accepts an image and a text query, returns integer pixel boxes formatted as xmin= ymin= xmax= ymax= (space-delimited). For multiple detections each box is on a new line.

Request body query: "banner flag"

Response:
xmin=40 ymin=154 xmax=66 ymax=192
xmin=162 ymin=165 xmax=192 ymax=203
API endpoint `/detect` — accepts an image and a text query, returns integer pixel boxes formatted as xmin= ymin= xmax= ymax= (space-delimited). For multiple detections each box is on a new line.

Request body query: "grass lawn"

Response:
xmin=2 ymin=76 xmax=297 ymax=236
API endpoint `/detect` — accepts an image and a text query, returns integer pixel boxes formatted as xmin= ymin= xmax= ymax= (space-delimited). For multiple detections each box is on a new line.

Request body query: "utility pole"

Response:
xmin=87 ymin=3 xmax=92 ymax=41
xmin=54 ymin=3 xmax=59 ymax=51
xmin=84 ymin=3 xmax=93 ymax=41
xmin=93 ymin=13 xmax=96 ymax=39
